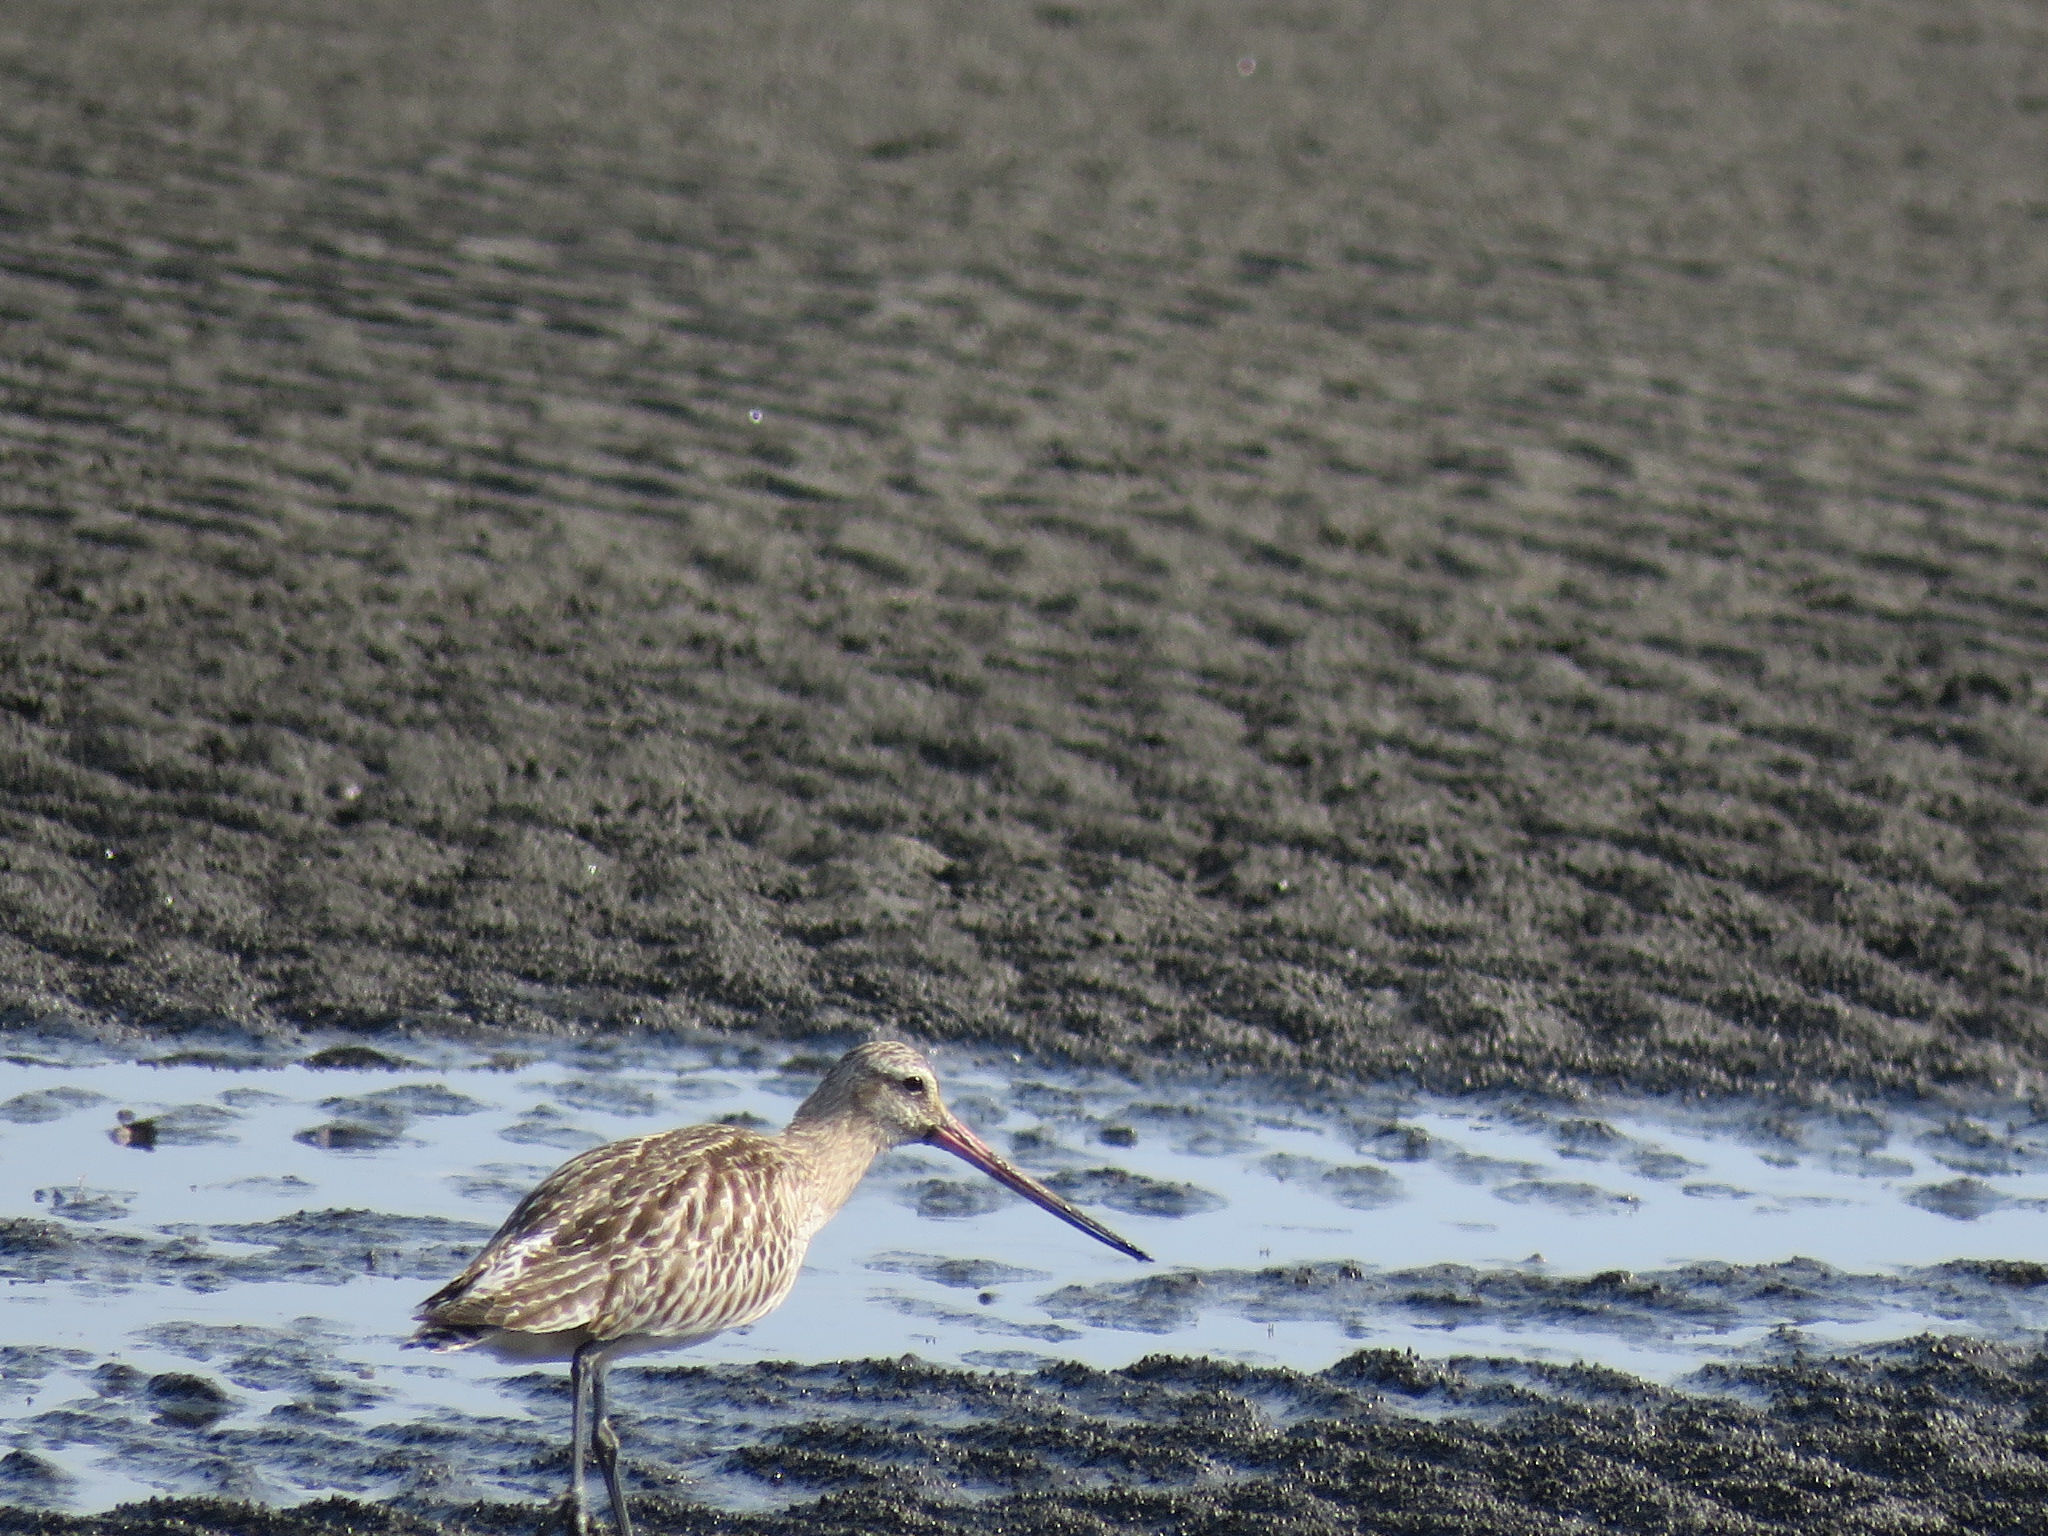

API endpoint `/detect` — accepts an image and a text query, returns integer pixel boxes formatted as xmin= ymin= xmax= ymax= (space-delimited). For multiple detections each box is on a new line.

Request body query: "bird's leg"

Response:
xmin=589 ymin=1353 xmax=635 ymax=1536
xmin=553 ymin=1340 xmax=601 ymax=1536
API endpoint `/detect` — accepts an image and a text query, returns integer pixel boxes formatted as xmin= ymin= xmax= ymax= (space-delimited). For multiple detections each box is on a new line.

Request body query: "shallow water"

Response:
xmin=1 ymin=1032 xmax=2045 ymax=1510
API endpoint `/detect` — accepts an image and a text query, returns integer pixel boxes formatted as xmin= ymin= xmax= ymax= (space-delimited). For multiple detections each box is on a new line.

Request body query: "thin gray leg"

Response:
xmin=560 ymin=1340 xmax=601 ymax=1536
xmin=589 ymin=1353 xmax=635 ymax=1536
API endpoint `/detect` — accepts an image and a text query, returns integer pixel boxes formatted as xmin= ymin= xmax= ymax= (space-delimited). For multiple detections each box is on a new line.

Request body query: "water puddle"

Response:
xmin=1 ymin=1031 xmax=2045 ymax=1510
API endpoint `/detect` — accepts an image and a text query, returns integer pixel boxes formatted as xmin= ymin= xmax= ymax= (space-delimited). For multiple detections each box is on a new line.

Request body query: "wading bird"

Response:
xmin=411 ymin=1040 xmax=1150 ymax=1535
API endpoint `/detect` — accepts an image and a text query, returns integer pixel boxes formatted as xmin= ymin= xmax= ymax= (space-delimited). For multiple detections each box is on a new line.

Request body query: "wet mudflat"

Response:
xmin=0 ymin=1032 xmax=2045 ymax=1520
xmin=2 ymin=1341 xmax=2046 ymax=1536
xmin=1 ymin=0 xmax=2046 ymax=1531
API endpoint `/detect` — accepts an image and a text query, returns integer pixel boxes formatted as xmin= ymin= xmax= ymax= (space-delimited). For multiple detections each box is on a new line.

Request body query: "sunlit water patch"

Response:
xmin=0 ymin=1032 xmax=2045 ymax=1510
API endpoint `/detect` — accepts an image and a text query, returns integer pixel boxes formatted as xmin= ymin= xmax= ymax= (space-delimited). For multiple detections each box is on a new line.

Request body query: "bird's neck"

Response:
xmin=778 ymin=1111 xmax=894 ymax=1232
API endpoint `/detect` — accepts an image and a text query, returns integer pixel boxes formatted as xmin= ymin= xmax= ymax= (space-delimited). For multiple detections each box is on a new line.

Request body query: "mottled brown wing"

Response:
xmin=419 ymin=1125 xmax=807 ymax=1341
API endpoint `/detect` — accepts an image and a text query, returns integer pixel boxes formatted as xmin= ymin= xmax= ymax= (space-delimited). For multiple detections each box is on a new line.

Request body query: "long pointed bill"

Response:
xmin=925 ymin=1116 xmax=1153 ymax=1262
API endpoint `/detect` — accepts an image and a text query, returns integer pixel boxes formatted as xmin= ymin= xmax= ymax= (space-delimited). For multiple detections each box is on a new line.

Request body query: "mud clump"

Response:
xmin=319 ymin=1086 xmax=488 ymax=1126
xmin=1493 ymin=1179 xmax=1641 ymax=1214
xmin=903 ymin=1179 xmax=1009 ymax=1220
xmin=302 ymin=1047 xmax=422 ymax=1073
xmin=1041 ymin=1168 xmax=1226 ymax=1218
xmin=0 ymin=1090 xmax=105 ymax=1125
xmin=293 ymin=1121 xmax=408 ymax=1152
xmin=1907 ymin=1178 xmax=2048 ymax=1221
xmin=142 ymin=1374 xmax=235 ymax=1430
xmin=1258 ymin=1153 xmax=1404 ymax=1210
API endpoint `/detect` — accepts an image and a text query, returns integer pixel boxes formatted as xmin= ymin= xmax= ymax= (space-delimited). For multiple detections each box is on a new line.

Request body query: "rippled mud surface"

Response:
xmin=2 ymin=1 xmax=2047 ymax=1532
xmin=2 ymin=1 xmax=2046 ymax=1112
xmin=0 ymin=1032 xmax=2044 ymax=1515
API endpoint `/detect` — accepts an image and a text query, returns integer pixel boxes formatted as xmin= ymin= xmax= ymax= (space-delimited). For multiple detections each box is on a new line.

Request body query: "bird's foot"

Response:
xmin=593 ymin=1419 xmax=634 ymax=1536
xmin=534 ymin=1493 xmax=588 ymax=1536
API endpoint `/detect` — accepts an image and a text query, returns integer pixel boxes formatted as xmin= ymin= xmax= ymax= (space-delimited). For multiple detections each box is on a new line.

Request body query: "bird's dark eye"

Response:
xmin=900 ymin=1075 xmax=927 ymax=1094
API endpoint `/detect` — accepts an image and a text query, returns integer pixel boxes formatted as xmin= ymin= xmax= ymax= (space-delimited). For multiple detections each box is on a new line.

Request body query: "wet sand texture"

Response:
xmin=0 ymin=1 xmax=2044 ymax=1096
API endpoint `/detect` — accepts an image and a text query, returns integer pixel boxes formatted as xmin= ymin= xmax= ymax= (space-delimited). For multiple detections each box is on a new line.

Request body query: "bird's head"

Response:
xmin=794 ymin=1039 xmax=1151 ymax=1262
xmin=806 ymin=1038 xmax=953 ymax=1143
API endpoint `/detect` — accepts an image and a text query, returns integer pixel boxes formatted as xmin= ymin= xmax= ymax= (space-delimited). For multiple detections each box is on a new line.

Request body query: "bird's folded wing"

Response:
xmin=418 ymin=1127 xmax=804 ymax=1340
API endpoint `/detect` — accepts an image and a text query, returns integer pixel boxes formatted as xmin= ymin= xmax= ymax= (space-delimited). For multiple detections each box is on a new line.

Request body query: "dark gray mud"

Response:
xmin=5 ymin=1340 xmax=2047 ymax=1535
xmin=2 ymin=1 xmax=2047 ymax=1531
xmin=1 ymin=0 xmax=2045 ymax=1099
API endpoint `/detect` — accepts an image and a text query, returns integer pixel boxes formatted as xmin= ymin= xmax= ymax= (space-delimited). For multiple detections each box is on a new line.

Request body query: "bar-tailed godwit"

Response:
xmin=411 ymin=1040 xmax=1150 ymax=1534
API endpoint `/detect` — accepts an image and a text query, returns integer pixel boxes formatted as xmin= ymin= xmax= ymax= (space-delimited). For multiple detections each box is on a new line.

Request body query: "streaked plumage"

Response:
xmin=411 ymin=1041 xmax=1149 ymax=1536
xmin=417 ymin=1127 xmax=807 ymax=1348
